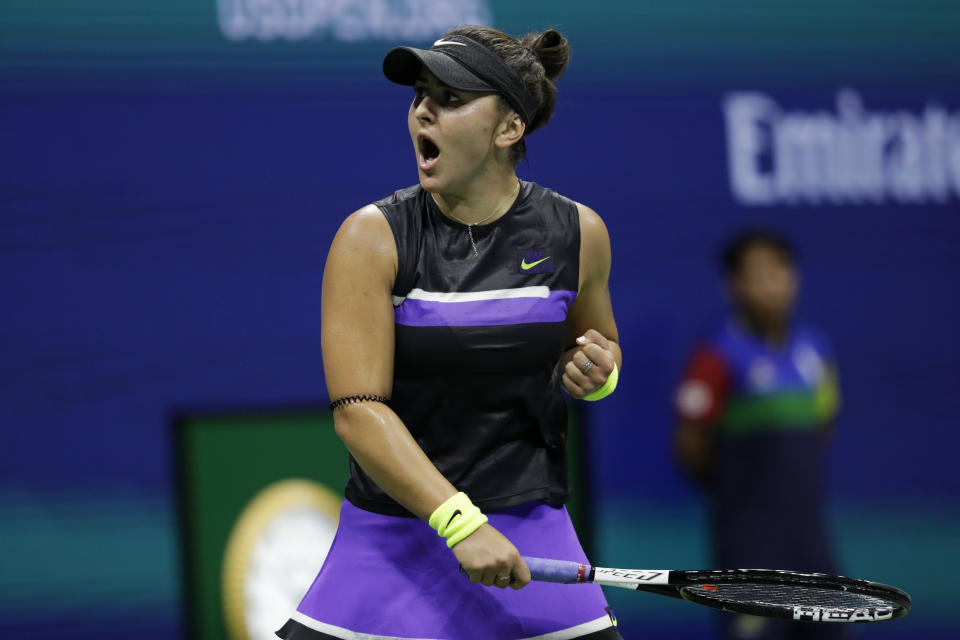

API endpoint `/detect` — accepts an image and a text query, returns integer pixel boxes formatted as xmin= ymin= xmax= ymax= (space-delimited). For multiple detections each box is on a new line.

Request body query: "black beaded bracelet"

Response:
xmin=329 ymin=394 xmax=390 ymax=411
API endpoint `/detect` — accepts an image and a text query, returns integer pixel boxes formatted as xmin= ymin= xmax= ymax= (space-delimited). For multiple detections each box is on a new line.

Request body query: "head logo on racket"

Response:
xmin=513 ymin=556 xmax=911 ymax=624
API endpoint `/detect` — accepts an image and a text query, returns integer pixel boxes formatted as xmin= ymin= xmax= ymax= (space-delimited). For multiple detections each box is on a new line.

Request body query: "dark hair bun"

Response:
xmin=521 ymin=29 xmax=570 ymax=81
xmin=444 ymin=24 xmax=571 ymax=162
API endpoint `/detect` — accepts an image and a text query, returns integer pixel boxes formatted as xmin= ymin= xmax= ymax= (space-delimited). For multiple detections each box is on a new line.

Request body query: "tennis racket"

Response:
xmin=520 ymin=556 xmax=911 ymax=623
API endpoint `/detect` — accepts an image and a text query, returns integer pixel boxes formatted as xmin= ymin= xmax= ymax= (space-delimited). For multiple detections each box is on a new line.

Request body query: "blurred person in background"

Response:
xmin=673 ymin=229 xmax=844 ymax=640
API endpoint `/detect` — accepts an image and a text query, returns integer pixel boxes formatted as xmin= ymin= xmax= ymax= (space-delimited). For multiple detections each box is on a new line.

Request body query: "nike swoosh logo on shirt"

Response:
xmin=521 ymin=256 xmax=551 ymax=270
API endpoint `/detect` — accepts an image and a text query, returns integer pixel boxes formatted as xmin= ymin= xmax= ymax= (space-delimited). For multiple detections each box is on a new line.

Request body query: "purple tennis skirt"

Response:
xmin=276 ymin=498 xmax=614 ymax=640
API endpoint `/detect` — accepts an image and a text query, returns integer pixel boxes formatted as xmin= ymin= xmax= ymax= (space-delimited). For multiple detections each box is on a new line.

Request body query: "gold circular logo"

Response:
xmin=222 ymin=479 xmax=342 ymax=640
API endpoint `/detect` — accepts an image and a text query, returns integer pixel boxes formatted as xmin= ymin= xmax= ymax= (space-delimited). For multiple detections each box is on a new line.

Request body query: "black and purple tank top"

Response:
xmin=343 ymin=180 xmax=581 ymax=516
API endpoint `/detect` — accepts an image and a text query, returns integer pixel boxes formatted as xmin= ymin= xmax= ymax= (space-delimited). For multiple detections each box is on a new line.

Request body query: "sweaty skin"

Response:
xmin=322 ymin=70 xmax=620 ymax=590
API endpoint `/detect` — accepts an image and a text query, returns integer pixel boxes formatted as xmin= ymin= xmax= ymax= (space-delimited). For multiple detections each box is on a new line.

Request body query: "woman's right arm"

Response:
xmin=321 ymin=206 xmax=530 ymax=588
xmin=322 ymin=205 xmax=456 ymax=520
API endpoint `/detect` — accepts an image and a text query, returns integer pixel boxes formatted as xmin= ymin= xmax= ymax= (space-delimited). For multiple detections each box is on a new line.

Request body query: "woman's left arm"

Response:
xmin=558 ymin=202 xmax=622 ymax=399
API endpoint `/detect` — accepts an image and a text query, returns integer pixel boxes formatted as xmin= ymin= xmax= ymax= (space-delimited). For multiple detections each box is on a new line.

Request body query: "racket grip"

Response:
xmin=521 ymin=556 xmax=588 ymax=584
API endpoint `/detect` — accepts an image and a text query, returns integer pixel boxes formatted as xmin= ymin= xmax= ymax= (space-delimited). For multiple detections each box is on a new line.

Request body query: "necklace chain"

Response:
xmin=441 ymin=180 xmax=521 ymax=257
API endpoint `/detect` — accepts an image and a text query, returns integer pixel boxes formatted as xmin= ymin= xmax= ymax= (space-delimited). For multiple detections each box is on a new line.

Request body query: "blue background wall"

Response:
xmin=2 ymin=1 xmax=958 ymax=638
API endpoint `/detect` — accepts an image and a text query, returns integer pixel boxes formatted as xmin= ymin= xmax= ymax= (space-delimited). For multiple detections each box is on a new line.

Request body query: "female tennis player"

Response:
xmin=277 ymin=25 xmax=623 ymax=640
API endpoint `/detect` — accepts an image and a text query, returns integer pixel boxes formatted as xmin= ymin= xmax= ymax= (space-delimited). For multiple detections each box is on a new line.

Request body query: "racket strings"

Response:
xmin=690 ymin=583 xmax=897 ymax=609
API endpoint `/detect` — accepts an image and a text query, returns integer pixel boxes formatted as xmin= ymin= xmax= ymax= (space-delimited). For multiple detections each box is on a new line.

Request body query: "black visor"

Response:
xmin=383 ymin=35 xmax=537 ymax=128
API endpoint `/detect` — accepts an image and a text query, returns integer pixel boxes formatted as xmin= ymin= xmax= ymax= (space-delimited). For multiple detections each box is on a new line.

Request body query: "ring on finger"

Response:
xmin=496 ymin=575 xmax=510 ymax=585
xmin=579 ymin=357 xmax=595 ymax=374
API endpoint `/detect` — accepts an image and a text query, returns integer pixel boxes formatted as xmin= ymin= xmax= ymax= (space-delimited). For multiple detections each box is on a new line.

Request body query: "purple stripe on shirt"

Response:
xmin=395 ymin=290 xmax=576 ymax=327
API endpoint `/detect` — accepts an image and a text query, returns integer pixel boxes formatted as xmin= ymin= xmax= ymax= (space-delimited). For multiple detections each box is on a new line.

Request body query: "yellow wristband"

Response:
xmin=428 ymin=492 xmax=488 ymax=548
xmin=583 ymin=363 xmax=619 ymax=401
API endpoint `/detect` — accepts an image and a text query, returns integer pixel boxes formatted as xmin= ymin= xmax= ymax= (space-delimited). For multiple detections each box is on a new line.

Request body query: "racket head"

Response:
xmin=676 ymin=570 xmax=911 ymax=623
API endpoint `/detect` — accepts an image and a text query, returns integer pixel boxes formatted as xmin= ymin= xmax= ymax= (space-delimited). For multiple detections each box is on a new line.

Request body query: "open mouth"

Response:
xmin=417 ymin=132 xmax=440 ymax=171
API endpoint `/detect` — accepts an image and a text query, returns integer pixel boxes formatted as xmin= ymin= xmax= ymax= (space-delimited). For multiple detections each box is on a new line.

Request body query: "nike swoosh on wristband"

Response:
xmin=521 ymin=256 xmax=552 ymax=270
xmin=433 ymin=39 xmax=467 ymax=47
xmin=446 ymin=509 xmax=462 ymax=530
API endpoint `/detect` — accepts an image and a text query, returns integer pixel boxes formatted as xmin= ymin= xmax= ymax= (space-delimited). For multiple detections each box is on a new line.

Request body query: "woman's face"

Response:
xmin=408 ymin=69 xmax=508 ymax=193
